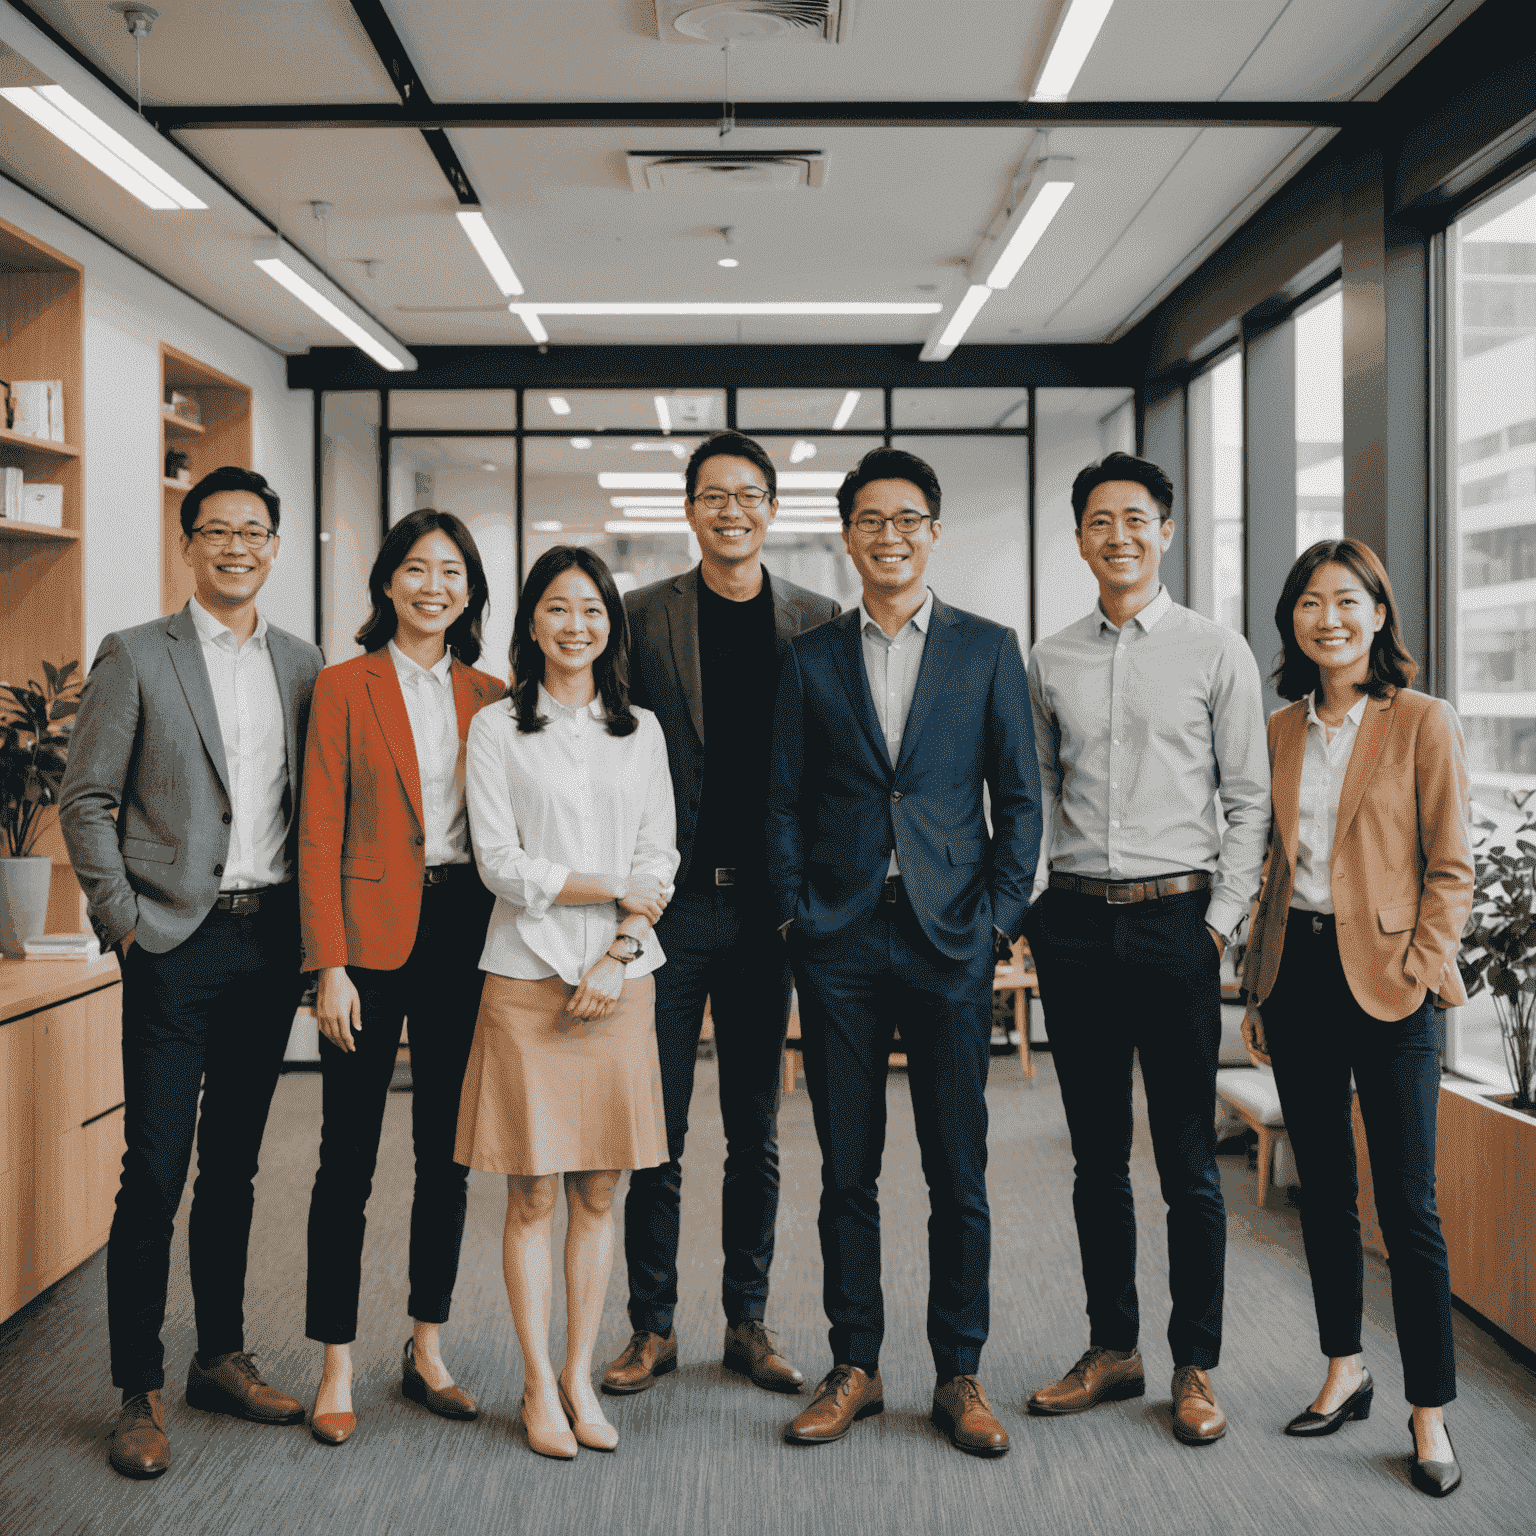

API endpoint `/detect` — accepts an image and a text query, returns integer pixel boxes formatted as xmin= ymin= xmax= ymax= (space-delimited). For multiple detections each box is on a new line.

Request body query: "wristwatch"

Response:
xmin=607 ymin=934 xmax=644 ymax=964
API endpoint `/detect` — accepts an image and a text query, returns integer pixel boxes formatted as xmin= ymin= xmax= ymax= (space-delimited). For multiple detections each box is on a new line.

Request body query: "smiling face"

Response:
xmin=842 ymin=477 xmax=940 ymax=602
xmin=180 ymin=489 xmax=279 ymax=611
xmin=530 ymin=565 xmax=610 ymax=684
xmin=384 ymin=529 xmax=470 ymax=652
xmin=685 ymin=453 xmax=777 ymax=568
xmin=1075 ymin=480 xmax=1173 ymax=601
xmin=1292 ymin=560 xmax=1385 ymax=684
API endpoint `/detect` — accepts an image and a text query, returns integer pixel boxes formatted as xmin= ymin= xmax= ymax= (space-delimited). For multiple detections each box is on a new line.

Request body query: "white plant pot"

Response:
xmin=0 ymin=854 xmax=51 ymax=956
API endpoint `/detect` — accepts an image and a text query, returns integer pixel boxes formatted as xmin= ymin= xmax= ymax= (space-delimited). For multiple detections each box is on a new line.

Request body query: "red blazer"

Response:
xmin=298 ymin=649 xmax=505 ymax=971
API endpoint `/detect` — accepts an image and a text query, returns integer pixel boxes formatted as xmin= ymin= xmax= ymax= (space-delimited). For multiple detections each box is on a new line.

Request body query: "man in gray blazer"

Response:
xmin=59 ymin=467 xmax=323 ymax=1479
xmin=603 ymin=432 xmax=839 ymax=1399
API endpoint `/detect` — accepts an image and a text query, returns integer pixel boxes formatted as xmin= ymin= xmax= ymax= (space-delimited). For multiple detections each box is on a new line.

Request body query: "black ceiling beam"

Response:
xmin=152 ymin=99 xmax=1372 ymax=133
xmin=344 ymin=0 xmax=479 ymax=204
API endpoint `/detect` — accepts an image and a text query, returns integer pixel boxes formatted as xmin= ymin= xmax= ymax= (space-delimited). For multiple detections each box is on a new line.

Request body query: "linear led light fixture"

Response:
xmin=610 ymin=496 xmax=685 ymax=509
xmin=548 ymin=396 xmax=572 ymax=415
xmin=832 ymin=391 xmax=861 ymax=430
xmin=1 ymin=84 xmax=206 ymax=209
xmin=1031 ymin=0 xmax=1115 ymax=101
xmin=513 ymin=301 xmax=940 ymax=318
xmin=606 ymin=519 xmax=693 ymax=534
xmin=920 ymin=285 xmax=994 ymax=364
xmin=253 ymin=241 xmax=414 ymax=371
xmin=599 ymin=469 xmax=844 ymax=490
xmin=455 ymin=207 xmax=523 ymax=295
xmin=654 ymin=396 xmax=672 ymax=433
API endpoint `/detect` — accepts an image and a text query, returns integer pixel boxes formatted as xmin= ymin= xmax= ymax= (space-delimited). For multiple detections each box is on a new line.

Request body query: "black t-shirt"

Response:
xmin=688 ymin=568 xmax=778 ymax=886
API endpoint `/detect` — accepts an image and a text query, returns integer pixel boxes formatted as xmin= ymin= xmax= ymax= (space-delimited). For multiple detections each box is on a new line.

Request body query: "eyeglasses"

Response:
xmin=191 ymin=524 xmax=275 ymax=549
xmin=691 ymin=488 xmax=769 ymax=511
xmin=850 ymin=512 xmax=933 ymax=537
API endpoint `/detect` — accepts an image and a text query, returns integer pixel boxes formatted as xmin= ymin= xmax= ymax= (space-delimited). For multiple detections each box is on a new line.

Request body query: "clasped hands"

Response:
xmin=564 ymin=871 xmax=669 ymax=1023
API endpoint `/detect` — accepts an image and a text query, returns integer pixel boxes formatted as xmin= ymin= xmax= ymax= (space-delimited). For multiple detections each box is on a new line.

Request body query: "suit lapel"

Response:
xmin=165 ymin=606 xmax=230 ymax=795
xmin=1272 ymin=703 xmax=1308 ymax=869
xmin=449 ymin=657 xmax=480 ymax=742
xmin=364 ymin=652 xmax=424 ymax=828
xmin=663 ymin=571 xmax=705 ymax=747
xmin=829 ymin=609 xmax=891 ymax=771
xmin=769 ymin=569 xmax=801 ymax=647
xmin=894 ymin=597 xmax=956 ymax=778
xmin=264 ymin=626 xmax=302 ymax=784
xmin=1334 ymin=692 xmax=1396 ymax=846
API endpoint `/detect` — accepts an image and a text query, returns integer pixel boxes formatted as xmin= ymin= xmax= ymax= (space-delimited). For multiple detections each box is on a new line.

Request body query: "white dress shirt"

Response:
xmin=388 ymin=641 xmax=469 ymax=865
xmin=859 ymin=588 xmax=933 ymax=875
xmin=1290 ymin=691 xmax=1369 ymax=915
xmin=188 ymin=595 xmax=289 ymax=890
xmin=467 ymin=688 xmax=679 ymax=985
xmin=1027 ymin=586 xmax=1271 ymax=940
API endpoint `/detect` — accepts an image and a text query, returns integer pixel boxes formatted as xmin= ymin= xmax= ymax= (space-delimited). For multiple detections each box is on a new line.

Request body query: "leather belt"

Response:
xmin=1049 ymin=870 xmax=1210 ymax=905
xmin=215 ymin=889 xmax=271 ymax=913
xmin=879 ymin=875 xmax=904 ymax=904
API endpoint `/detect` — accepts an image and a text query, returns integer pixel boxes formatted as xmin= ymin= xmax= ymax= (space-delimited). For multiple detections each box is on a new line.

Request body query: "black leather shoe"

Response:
xmin=1409 ymin=1417 xmax=1462 ymax=1497
xmin=1284 ymin=1370 xmax=1374 ymax=1436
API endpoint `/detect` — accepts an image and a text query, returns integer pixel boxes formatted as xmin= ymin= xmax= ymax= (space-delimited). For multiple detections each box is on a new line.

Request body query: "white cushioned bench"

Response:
xmin=1215 ymin=1067 xmax=1289 ymax=1206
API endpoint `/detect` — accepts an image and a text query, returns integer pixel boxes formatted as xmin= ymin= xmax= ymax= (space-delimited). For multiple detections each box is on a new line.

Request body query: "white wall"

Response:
xmin=0 ymin=179 xmax=314 ymax=661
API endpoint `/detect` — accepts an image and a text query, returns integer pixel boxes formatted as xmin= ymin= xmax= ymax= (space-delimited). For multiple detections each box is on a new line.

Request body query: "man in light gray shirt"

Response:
xmin=1023 ymin=451 xmax=1269 ymax=1447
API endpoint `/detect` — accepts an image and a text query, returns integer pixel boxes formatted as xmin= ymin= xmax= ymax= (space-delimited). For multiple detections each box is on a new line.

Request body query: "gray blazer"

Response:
xmin=59 ymin=605 xmax=324 ymax=954
xmin=626 ymin=564 xmax=839 ymax=885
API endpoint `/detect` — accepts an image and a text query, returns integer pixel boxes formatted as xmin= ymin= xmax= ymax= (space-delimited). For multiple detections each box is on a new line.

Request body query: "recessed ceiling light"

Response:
xmin=532 ymin=520 xmax=563 ymax=532
xmin=832 ymin=391 xmax=862 ymax=430
xmin=1031 ymin=0 xmax=1115 ymax=101
xmin=548 ymin=396 xmax=572 ymax=415
xmin=570 ymin=437 xmax=593 ymax=449
xmin=456 ymin=207 xmax=524 ymax=295
xmin=718 ymin=257 xmax=740 ymax=268
xmin=481 ymin=461 xmax=497 ymax=471
xmin=789 ymin=440 xmax=817 ymax=463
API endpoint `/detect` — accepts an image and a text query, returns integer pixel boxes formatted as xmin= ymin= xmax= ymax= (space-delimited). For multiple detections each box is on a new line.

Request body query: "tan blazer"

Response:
xmin=1243 ymin=687 xmax=1474 ymax=1021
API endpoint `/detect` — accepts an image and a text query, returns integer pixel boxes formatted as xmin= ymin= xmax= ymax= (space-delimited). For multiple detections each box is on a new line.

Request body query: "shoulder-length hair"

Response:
xmin=1272 ymin=537 xmax=1418 ymax=702
xmin=509 ymin=545 xmax=636 ymax=737
xmin=355 ymin=508 xmax=488 ymax=664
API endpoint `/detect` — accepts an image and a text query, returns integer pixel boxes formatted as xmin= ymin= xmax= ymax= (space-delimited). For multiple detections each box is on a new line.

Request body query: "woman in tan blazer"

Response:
xmin=1242 ymin=539 xmax=1472 ymax=1498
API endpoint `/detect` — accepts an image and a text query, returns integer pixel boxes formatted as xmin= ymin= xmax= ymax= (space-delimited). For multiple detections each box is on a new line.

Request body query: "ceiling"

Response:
xmin=0 ymin=0 xmax=1483 ymax=361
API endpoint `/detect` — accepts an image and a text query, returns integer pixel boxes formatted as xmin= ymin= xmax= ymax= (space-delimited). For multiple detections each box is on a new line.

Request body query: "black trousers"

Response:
xmin=305 ymin=868 xmax=492 ymax=1345
xmin=108 ymin=885 xmax=305 ymax=1395
xmin=1263 ymin=910 xmax=1456 ymax=1407
xmin=1026 ymin=886 xmax=1226 ymax=1369
xmin=623 ymin=885 xmax=793 ymax=1336
xmin=793 ymin=890 xmax=994 ymax=1381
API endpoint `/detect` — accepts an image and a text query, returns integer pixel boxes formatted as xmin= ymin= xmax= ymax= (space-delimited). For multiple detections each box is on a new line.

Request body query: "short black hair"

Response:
xmin=685 ymin=431 xmax=777 ymax=501
xmin=836 ymin=446 xmax=942 ymax=526
xmin=355 ymin=508 xmax=489 ymax=665
xmin=1273 ymin=538 xmax=1418 ymax=701
xmin=180 ymin=466 xmax=281 ymax=538
xmin=1069 ymin=451 xmax=1174 ymax=529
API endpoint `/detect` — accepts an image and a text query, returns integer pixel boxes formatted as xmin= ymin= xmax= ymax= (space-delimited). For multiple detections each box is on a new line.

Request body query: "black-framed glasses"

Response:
xmin=191 ymin=523 xmax=275 ymax=549
xmin=691 ymin=488 xmax=769 ymax=511
xmin=850 ymin=511 xmax=933 ymax=536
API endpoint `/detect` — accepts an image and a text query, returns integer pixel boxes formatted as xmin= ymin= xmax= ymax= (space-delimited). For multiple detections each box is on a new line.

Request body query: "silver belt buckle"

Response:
xmin=714 ymin=867 xmax=736 ymax=887
xmin=1105 ymin=882 xmax=1139 ymax=905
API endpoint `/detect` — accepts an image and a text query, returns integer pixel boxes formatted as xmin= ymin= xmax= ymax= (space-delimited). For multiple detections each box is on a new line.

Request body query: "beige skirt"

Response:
xmin=454 ymin=971 xmax=666 ymax=1176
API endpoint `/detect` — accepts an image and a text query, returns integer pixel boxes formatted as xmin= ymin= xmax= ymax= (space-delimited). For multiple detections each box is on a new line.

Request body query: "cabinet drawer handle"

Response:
xmin=82 ymin=1102 xmax=125 ymax=1130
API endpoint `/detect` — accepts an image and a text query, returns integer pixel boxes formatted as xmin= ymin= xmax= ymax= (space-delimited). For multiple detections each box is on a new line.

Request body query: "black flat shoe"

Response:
xmin=1283 ymin=1371 xmax=1374 ymax=1437
xmin=1408 ymin=1417 xmax=1462 ymax=1497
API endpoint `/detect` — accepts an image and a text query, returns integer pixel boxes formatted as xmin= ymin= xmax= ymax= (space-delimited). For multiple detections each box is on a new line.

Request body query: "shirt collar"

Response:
xmin=538 ymin=683 xmax=605 ymax=722
xmin=190 ymin=594 xmax=267 ymax=650
xmin=1306 ymin=691 xmax=1370 ymax=729
xmin=858 ymin=587 xmax=934 ymax=641
xmin=1096 ymin=585 xmax=1171 ymax=636
xmin=389 ymin=640 xmax=453 ymax=687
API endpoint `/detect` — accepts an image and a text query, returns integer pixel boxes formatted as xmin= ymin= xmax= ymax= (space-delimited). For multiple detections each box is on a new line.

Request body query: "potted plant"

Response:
xmin=0 ymin=660 xmax=79 ymax=956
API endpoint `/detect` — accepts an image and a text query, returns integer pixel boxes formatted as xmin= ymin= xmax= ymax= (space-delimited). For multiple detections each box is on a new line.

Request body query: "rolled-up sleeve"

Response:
xmin=465 ymin=709 xmax=570 ymax=917
xmin=1206 ymin=634 xmax=1272 ymax=939
xmin=627 ymin=713 xmax=681 ymax=898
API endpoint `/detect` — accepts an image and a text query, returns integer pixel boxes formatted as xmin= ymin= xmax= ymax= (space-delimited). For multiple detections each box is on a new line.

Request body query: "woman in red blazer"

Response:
xmin=298 ymin=507 xmax=505 ymax=1445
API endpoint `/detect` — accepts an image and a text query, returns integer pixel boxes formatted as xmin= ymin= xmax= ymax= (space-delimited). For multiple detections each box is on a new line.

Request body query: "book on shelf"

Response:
xmin=164 ymin=391 xmax=202 ymax=425
xmin=10 ymin=379 xmax=65 ymax=441
xmin=1 ymin=466 xmax=21 ymax=519
xmin=19 ymin=482 xmax=63 ymax=528
xmin=21 ymin=934 xmax=101 ymax=961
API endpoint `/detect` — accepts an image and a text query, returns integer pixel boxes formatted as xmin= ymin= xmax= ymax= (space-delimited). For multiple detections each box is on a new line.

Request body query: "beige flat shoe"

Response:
xmin=521 ymin=1395 xmax=578 ymax=1460
xmin=558 ymin=1379 xmax=619 ymax=1452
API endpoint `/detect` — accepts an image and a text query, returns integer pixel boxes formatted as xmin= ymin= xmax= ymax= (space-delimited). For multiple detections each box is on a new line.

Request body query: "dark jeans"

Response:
xmin=1026 ymin=886 xmax=1226 ymax=1369
xmin=792 ymin=890 xmax=994 ymax=1381
xmin=624 ymin=885 xmax=792 ymax=1335
xmin=306 ymin=868 xmax=491 ymax=1344
xmin=108 ymin=885 xmax=305 ymax=1395
xmin=1263 ymin=909 xmax=1456 ymax=1407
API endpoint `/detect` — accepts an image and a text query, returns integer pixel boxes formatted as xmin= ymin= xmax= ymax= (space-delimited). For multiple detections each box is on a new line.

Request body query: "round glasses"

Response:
xmin=191 ymin=524 xmax=275 ymax=549
xmin=692 ymin=488 xmax=768 ymax=511
xmin=850 ymin=512 xmax=932 ymax=536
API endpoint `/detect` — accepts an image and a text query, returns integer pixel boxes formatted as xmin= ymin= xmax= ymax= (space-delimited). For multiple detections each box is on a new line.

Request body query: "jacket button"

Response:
xmin=222 ymin=812 xmax=232 ymax=825
xmin=892 ymin=790 xmax=903 ymax=802
xmin=213 ymin=863 xmax=223 ymax=876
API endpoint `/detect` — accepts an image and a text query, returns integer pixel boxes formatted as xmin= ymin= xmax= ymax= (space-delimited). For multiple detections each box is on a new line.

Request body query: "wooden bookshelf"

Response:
xmin=159 ymin=344 xmax=252 ymax=615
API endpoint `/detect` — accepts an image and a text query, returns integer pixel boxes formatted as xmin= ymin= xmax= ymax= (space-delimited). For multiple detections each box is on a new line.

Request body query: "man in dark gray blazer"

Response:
xmin=603 ymin=431 xmax=839 ymax=1400
xmin=59 ymin=468 xmax=323 ymax=1479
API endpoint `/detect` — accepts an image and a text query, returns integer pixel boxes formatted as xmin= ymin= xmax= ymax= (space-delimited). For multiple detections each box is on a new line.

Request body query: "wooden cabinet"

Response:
xmin=0 ymin=957 xmax=123 ymax=1322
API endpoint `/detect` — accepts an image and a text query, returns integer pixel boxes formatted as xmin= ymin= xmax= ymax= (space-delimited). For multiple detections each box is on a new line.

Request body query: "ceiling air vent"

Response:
xmin=653 ymin=1 xmax=857 ymax=45
xmin=627 ymin=150 xmax=826 ymax=193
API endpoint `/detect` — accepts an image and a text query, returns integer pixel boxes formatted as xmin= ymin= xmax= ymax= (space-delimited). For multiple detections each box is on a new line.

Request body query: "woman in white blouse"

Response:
xmin=456 ymin=545 xmax=678 ymax=1460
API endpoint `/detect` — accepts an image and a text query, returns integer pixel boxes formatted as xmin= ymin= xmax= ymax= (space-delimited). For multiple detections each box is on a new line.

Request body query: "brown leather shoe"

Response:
xmin=402 ymin=1339 xmax=478 ymax=1420
xmin=1171 ymin=1365 xmax=1227 ymax=1445
xmin=783 ymin=1365 xmax=884 ymax=1445
xmin=109 ymin=1390 xmax=169 ymax=1478
xmin=723 ymin=1320 xmax=805 ymax=1394
xmin=601 ymin=1329 xmax=678 ymax=1395
xmin=310 ymin=1407 xmax=357 ymax=1446
xmin=1028 ymin=1346 xmax=1145 ymax=1415
xmin=185 ymin=1351 xmax=304 ymax=1424
xmin=932 ymin=1375 xmax=1009 ymax=1457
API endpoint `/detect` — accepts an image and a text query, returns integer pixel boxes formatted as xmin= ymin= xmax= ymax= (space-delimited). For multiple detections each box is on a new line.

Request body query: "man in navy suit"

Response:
xmin=767 ymin=447 xmax=1041 ymax=1457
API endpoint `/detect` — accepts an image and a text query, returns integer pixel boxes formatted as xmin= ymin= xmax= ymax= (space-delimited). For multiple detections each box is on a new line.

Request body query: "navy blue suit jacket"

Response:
xmin=766 ymin=595 xmax=1042 ymax=965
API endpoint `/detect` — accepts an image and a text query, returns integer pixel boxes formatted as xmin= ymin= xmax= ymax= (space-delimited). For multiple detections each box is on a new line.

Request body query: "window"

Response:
xmin=1187 ymin=352 xmax=1244 ymax=631
xmin=1294 ymin=288 xmax=1343 ymax=552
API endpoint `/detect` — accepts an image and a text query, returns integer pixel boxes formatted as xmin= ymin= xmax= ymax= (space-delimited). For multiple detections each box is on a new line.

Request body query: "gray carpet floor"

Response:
xmin=2 ymin=1052 xmax=1533 ymax=1536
